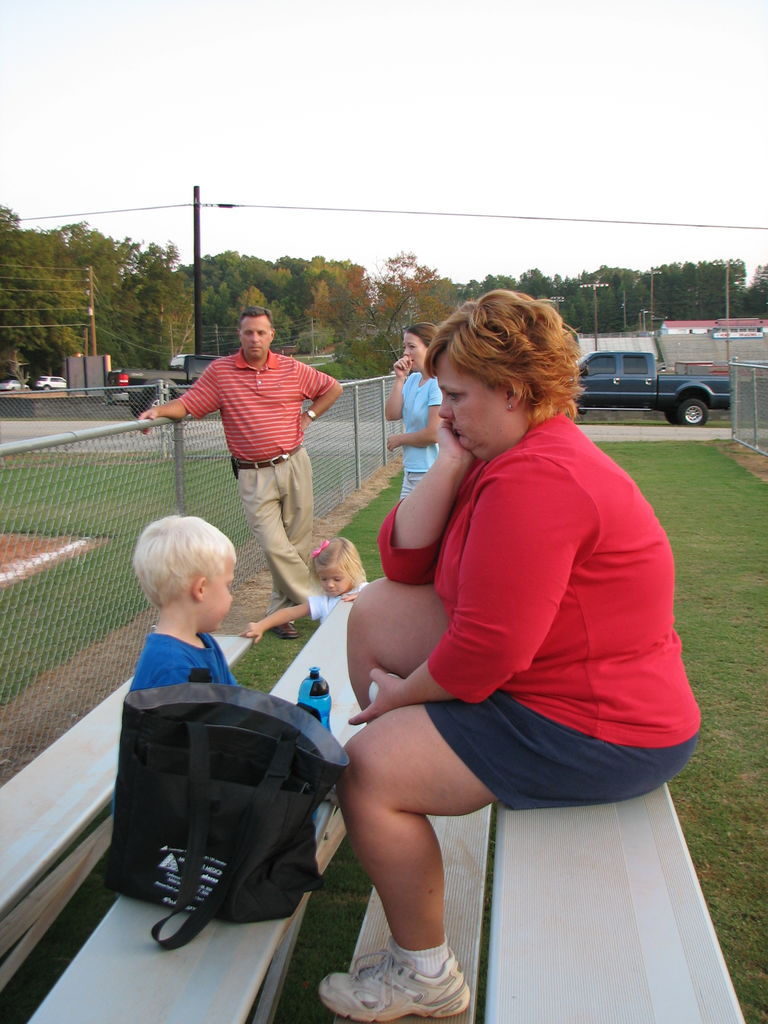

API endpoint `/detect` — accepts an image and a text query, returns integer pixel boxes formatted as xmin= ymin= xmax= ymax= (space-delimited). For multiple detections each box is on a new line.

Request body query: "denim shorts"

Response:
xmin=426 ymin=693 xmax=698 ymax=809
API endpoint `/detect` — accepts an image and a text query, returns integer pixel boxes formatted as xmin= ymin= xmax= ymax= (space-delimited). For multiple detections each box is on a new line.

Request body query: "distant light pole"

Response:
xmin=724 ymin=260 xmax=732 ymax=364
xmin=550 ymin=295 xmax=565 ymax=312
xmin=649 ymin=268 xmax=660 ymax=341
xmin=579 ymin=282 xmax=609 ymax=347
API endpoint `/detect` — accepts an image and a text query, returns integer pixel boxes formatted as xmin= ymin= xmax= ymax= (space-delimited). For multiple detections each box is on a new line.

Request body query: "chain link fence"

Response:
xmin=0 ymin=377 xmax=396 ymax=783
xmin=731 ymin=361 xmax=768 ymax=457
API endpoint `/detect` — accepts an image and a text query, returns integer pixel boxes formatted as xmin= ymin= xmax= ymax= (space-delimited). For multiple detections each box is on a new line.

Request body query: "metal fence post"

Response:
xmin=380 ymin=378 xmax=388 ymax=468
xmin=352 ymin=384 xmax=362 ymax=488
xmin=174 ymin=421 xmax=186 ymax=514
xmin=750 ymin=366 xmax=759 ymax=451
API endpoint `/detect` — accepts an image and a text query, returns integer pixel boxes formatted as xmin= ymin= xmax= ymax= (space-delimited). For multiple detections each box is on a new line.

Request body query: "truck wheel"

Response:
xmin=676 ymin=399 xmax=709 ymax=426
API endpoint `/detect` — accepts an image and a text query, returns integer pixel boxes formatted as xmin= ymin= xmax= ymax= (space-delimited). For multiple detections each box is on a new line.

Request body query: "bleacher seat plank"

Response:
xmin=485 ymin=785 xmax=745 ymax=1024
xmin=333 ymin=805 xmax=492 ymax=1024
xmin=28 ymin=803 xmax=346 ymax=1024
xmin=0 ymin=681 xmax=129 ymax=924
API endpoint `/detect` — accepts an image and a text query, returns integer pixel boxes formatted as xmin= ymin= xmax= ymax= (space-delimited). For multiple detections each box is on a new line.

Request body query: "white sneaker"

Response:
xmin=318 ymin=938 xmax=470 ymax=1021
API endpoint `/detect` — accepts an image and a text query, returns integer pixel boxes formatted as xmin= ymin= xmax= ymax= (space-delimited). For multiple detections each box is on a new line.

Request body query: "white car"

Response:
xmin=34 ymin=375 xmax=67 ymax=390
xmin=0 ymin=378 xmax=23 ymax=391
xmin=169 ymin=353 xmax=191 ymax=369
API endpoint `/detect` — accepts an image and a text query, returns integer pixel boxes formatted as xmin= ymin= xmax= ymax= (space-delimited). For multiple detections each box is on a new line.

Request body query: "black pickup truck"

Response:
xmin=106 ymin=355 xmax=217 ymax=414
xmin=578 ymin=351 xmax=730 ymax=426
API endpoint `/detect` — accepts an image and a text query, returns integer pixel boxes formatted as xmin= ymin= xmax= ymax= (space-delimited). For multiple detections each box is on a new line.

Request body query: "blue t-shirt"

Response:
xmin=401 ymin=373 xmax=441 ymax=473
xmin=129 ymin=632 xmax=239 ymax=691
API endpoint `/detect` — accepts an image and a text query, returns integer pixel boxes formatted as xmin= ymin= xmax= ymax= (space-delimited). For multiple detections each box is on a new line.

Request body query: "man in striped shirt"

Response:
xmin=138 ymin=305 xmax=343 ymax=638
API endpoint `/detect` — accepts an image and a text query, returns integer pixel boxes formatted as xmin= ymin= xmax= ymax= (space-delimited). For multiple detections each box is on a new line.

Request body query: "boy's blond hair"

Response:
xmin=133 ymin=515 xmax=236 ymax=608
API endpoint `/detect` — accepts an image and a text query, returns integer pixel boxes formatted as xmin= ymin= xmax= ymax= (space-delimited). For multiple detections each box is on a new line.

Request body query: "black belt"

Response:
xmin=232 ymin=445 xmax=303 ymax=470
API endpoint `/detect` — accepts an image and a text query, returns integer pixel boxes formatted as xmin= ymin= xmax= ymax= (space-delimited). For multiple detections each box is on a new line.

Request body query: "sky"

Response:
xmin=1 ymin=0 xmax=767 ymax=287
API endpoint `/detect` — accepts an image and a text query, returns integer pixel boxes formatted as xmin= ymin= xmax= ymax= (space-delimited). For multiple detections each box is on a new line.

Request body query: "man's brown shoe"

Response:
xmin=272 ymin=622 xmax=299 ymax=640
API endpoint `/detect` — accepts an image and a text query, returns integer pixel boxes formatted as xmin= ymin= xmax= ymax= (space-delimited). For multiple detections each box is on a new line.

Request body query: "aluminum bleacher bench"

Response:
xmin=334 ymin=787 xmax=744 ymax=1024
xmin=484 ymin=787 xmax=745 ymax=1023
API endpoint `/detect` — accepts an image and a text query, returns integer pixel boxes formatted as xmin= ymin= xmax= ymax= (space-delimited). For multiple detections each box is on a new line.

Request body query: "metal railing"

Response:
xmin=0 ymin=377 xmax=396 ymax=783
xmin=731 ymin=361 xmax=768 ymax=456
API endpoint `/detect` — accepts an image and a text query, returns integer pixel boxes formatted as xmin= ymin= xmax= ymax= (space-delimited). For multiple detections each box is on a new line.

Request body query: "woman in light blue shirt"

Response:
xmin=385 ymin=323 xmax=441 ymax=498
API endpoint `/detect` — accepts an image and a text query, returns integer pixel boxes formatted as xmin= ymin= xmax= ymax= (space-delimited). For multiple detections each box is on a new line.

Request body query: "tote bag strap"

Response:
xmin=151 ymin=722 xmax=296 ymax=950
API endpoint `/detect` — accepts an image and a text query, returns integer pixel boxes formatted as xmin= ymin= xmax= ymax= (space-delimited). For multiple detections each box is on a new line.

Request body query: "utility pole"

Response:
xmin=87 ymin=266 xmax=97 ymax=356
xmin=193 ymin=186 xmax=202 ymax=356
xmin=192 ymin=187 xmax=236 ymax=356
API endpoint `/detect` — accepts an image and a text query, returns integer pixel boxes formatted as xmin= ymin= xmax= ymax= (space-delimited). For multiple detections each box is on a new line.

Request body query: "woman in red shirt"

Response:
xmin=319 ymin=290 xmax=700 ymax=1022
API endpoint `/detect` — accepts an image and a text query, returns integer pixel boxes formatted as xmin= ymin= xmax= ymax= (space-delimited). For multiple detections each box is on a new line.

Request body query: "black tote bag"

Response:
xmin=105 ymin=682 xmax=349 ymax=949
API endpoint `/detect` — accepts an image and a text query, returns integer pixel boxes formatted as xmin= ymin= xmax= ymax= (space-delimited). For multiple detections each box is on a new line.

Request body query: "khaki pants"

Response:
xmin=236 ymin=447 xmax=313 ymax=615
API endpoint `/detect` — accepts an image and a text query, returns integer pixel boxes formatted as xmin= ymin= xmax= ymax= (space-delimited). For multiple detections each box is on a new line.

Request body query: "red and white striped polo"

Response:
xmin=180 ymin=349 xmax=337 ymax=462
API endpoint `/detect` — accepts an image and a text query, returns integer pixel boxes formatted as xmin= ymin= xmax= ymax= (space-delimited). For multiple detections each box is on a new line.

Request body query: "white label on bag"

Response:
xmin=154 ymin=845 xmax=228 ymax=907
xmin=158 ymin=852 xmax=180 ymax=873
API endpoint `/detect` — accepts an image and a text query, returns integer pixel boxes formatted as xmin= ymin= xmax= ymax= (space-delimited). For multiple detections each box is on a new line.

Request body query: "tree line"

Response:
xmin=1 ymin=204 xmax=766 ymax=382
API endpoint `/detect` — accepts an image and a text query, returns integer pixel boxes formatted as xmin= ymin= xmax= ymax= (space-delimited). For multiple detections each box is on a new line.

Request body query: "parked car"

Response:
xmin=33 ymin=375 xmax=67 ymax=391
xmin=169 ymin=353 xmax=192 ymax=369
xmin=0 ymin=378 xmax=23 ymax=391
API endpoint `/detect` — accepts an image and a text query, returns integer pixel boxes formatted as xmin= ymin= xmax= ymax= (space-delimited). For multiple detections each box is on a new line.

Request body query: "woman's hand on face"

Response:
xmin=393 ymin=355 xmax=412 ymax=380
xmin=348 ymin=668 xmax=402 ymax=725
xmin=436 ymin=418 xmax=475 ymax=471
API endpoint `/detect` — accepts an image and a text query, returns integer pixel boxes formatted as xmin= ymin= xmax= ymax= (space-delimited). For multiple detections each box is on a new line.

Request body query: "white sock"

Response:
xmin=391 ymin=937 xmax=449 ymax=977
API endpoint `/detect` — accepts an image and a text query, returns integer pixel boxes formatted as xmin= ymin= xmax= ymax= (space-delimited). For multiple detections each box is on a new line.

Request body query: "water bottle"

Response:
xmin=297 ymin=666 xmax=332 ymax=730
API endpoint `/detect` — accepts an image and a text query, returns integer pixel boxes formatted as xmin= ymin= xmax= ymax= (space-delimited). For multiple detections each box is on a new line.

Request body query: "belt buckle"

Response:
xmin=268 ymin=452 xmax=289 ymax=467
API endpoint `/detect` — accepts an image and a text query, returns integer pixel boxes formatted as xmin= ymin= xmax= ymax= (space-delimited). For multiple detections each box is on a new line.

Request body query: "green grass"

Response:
xmin=4 ymin=451 xmax=767 ymax=1023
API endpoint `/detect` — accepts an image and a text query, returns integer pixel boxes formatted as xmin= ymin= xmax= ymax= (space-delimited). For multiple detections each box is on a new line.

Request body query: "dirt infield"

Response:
xmin=0 ymin=534 xmax=109 ymax=588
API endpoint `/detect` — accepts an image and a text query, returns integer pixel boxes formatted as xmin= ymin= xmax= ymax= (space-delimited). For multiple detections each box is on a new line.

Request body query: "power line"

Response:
xmin=0 ymin=263 xmax=88 ymax=273
xmin=16 ymin=202 xmax=768 ymax=233
xmin=231 ymin=204 xmax=768 ymax=233
xmin=18 ymin=204 xmax=188 ymax=222
xmin=0 ymin=277 xmax=85 ymax=286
